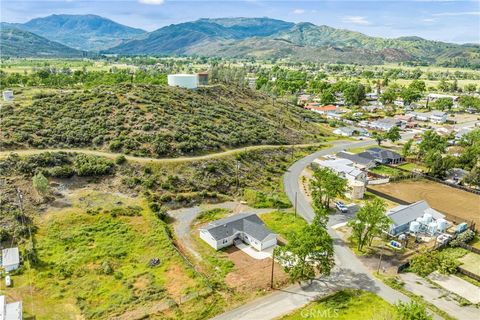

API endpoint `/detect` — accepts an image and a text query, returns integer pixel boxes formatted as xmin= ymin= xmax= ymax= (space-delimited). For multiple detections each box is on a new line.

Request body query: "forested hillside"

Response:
xmin=0 ymin=84 xmax=327 ymax=157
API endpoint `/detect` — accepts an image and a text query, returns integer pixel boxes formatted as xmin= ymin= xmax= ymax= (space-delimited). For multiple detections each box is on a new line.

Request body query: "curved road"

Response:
xmin=212 ymin=132 xmax=451 ymax=320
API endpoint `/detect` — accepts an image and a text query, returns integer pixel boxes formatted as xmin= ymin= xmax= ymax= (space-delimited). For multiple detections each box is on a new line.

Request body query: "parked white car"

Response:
xmin=335 ymin=201 xmax=348 ymax=213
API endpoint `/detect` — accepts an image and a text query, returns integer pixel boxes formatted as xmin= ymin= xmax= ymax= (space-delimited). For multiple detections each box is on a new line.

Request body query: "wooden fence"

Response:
xmin=457 ymin=267 xmax=480 ymax=282
xmin=458 ymin=242 xmax=480 ymax=255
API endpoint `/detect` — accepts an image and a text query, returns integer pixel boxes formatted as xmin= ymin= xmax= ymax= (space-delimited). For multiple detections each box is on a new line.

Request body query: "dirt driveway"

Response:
xmin=224 ymin=246 xmax=288 ymax=291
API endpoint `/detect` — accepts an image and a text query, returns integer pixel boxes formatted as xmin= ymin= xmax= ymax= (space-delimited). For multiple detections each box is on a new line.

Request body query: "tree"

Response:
xmin=373 ymin=132 xmax=386 ymax=146
xmin=409 ymin=79 xmax=426 ymax=93
xmin=402 ymin=139 xmax=414 ymax=158
xmin=458 ymin=95 xmax=480 ymax=112
xmin=431 ymin=97 xmax=453 ymax=111
xmin=320 ymin=89 xmax=336 ymax=105
xmin=395 ymin=301 xmax=432 ymax=320
xmin=310 ymin=167 xmax=349 ymax=210
xmin=424 ymin=151 xmax=455 ymax=179
xmin=400 ymin=87 xmax=422 ymax=105
xmin=386 ymin=126 xmax=401 ymax=143
xmin=418 ymin=130 xmax=447 ymax=158
xmin=275 ymin=210 xmax=334 ymax=284
xmin=347 ymin=198 xmax=391 ymax=251
xmin=380 ymin=86 xmax=398 ymax=105
xmin=33 ymin=172 xmax=49 ymax=195
xmin=464 ymin=83 xmax=477 ymax=93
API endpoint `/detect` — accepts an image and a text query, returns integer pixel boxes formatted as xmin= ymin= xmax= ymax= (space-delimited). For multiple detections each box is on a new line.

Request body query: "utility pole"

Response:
xmin=377 ymin=246 xmax=384 ymax=273
xmin=294 ymin=192 xmax=297 ymax=218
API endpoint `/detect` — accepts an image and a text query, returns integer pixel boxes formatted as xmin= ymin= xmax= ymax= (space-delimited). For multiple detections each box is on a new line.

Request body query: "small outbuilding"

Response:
xmin=167 ymin=74 xmax=198 ymax=89
xmin=2 ymin=247 xmax=20 ymax=272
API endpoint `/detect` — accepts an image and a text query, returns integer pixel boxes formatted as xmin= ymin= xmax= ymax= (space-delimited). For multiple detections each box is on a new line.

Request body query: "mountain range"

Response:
xmin=2 ymin=15 xmax=479 ymax=67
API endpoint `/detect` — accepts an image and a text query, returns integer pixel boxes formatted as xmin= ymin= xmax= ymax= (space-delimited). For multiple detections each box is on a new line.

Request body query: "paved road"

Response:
xmin=213 ymin=137 xmax=416 ymax=320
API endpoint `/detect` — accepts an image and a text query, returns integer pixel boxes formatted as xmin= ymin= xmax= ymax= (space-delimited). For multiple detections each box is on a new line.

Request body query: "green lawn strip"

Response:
xmin=259 ymin=210 xmax=308 ymax=242
xmin=470 ymin=236 xmax=480 ymax=249
xmin=10 ymin=197 xmax=208 ymax=319
xmin=280 ymin=289 xmax=395 ymax=320
xmin=194 ymin=208 xmax=230 ymax=225
xmin=374 ymin=273 xmax=456 ymax=320
xmin=398 ymin=162 xmax=427 ymax=172
xmin=370 ymin=165 xmax=407 ymax=178
xmin=458 ymin=252 xmax=480 ymax=276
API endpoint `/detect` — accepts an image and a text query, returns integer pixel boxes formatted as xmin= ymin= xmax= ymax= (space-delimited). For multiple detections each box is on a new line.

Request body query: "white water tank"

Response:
xmin=428 ymin=222 xmax=437 ymax=234
xmin=3 ymin=90 xmax=13 ymax=101
xmin=437 ymin=219 xmax=447 ymax=232
xmin=424 ymin=213 xmax=433 ymax=223
xmin=167 ymin=74 xmax=198 ymax=89
xmin=409 ymin=221 xmax=420 ymax=233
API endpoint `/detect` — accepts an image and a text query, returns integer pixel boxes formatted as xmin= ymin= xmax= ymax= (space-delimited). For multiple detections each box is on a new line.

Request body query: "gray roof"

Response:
xmin=362 ymin=148 xmax=404 ymax=161
xmin=2 ymin=247 xmax=19 ymax=267
xmin=336 ymin=151 xmax=375 ymax=167
xmin=202 ymin=213 xmax=275 ymax=241
xmin=387 ymin=200 xmax=445 ymax=227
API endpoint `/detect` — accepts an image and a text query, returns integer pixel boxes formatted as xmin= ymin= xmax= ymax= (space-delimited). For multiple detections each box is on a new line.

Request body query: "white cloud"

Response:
xmin=422 ymin=18 xmax=436 ymax=22
xmin=293 ymin=9 xmax=305 ymax=15
xmin=138 ymin=0 xmax=165 ymax=5
xmin=433 ymin=11 xmax=480 ymax=16
xmin=342 ymin=16 xmax=371 ymax=26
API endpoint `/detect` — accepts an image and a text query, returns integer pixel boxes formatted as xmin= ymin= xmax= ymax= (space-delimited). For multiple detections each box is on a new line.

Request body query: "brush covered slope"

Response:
xmin=0 ymin=84 xmax=327 ymax=157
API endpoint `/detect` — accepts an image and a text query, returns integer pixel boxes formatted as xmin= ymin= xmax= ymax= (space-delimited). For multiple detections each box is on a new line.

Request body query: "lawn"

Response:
xmin=470 ymin=235 xmax=480 ymax=249
xmin=260 ymin=210 xmax=308 ymax=242
xmin=280 ymin=290 xmax=395 ymax=320
xmin=398 ymin=162 xmax=427 ymax=172
xmin=4 ymin=192 xmax=210 ymax=320
xmin=370 ymin=165 xmax=408 ymax=178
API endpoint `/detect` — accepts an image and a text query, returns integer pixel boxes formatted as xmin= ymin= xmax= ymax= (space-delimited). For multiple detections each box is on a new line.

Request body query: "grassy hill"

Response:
xmin=0 ymin=84 xmax=328 ymax=157
xmin=0 ymin=26 xmax=84 ymax=58
xmin=11 ymin=14 xmax=147 ymax=51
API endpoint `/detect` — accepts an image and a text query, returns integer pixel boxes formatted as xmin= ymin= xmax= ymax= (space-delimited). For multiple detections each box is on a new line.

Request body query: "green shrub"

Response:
xmin=450 ymin=230 xmax=475 ymax=247
xmin=73 ymin=154 xmax=114 ymax=176
xmin=115 ymin=155 xmax=127 ymax=165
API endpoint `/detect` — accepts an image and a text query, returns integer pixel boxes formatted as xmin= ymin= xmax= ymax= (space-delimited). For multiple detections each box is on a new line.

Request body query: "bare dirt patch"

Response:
xmin=224 ymin=246 xmax=288 ymax=292
xmin=370 ymin=179 xmax=480 ymax=228
xmin=164 ymin=264 xmax=197 ymax=303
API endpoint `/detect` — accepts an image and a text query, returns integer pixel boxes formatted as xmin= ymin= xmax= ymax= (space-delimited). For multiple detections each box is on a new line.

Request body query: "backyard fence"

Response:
xmin=457 ymin=267 xmax=480 ymax=282
xmin=366 ymin=187 xmax=410 ymax=205
xmin=457 ymin=242 xmax=480 ymax=255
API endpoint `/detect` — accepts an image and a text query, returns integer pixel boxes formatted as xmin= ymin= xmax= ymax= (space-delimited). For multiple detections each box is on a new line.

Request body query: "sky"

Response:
xmin=1 ymin=0 xmax=479 ymax=43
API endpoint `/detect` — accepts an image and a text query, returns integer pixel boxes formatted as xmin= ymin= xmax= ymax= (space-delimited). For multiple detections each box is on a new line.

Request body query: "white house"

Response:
xmin=369 ymin=118 xmax=401 ymax=131
xmin=333 ymin=126 xmax=369 ymax=137
xmin=2 ymin=247 xmax=20 ymax=272
xmin=2 ymin=90 xmax=13 ymax=102
xmin=199 ymin=213 xmax=277 ymax=251
xmin=0 ymin=295 xmax=22 ymax=320
xmin=429 ymin=111 xmax=448 ymax=123
xmin=312 ymin=158 xmax=367 ymax=199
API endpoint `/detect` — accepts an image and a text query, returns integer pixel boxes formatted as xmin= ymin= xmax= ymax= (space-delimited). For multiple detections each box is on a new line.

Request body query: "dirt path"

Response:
xmin=0 ymin=143 xmax=325 ymax=164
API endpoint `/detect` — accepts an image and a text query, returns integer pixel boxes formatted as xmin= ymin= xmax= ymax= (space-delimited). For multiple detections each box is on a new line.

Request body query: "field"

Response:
xmin=259 ymin=210 xmax=308 ymax=242
xmin=459 ymin=253 xmax=480 ymax=277
xmin=280 ymin=290 xmax=395 ymax=320
xmin=370 ymin=179 xmax=480 ymax=227
xmin=2 ymin=191 xmax=212 ymax=320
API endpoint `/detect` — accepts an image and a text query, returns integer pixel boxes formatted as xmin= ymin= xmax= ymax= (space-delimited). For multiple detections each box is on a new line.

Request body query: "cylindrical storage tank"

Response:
xmin=424 ymin=213 xmax=433 ymax=223
xmin=167 ymin=74 xmax=198 ymax=89
xmin=409 ymin=221 xmax=420 ymax=233
xmin=437 ymin=219 xmax=447 ymax=232
xmin=349 ymin=181 xmax=365 ymax=200
xmin=428 ymin=222 xmax=437 ymax=234
xmin=416 ymin=217 xmax=423 ymax=224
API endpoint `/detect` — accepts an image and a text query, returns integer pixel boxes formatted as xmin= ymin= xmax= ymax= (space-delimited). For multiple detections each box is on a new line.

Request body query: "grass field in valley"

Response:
xmin=280 ymin=290 xmax=395 ymax=320
xmin=3 ymin=191 xmax=212 ymax=320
